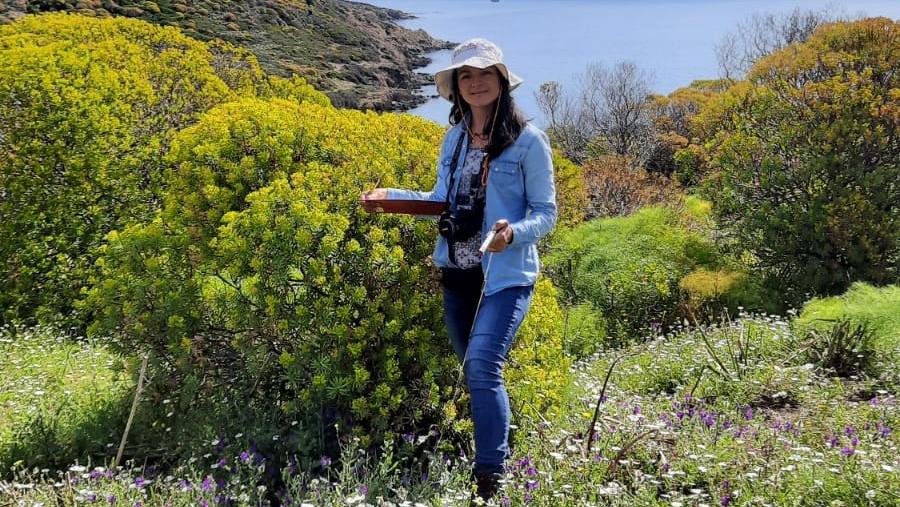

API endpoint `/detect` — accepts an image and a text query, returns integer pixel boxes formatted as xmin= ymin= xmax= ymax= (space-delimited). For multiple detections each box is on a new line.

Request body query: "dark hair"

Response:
xmin=448 ymin=67 xmax=528 ymax=160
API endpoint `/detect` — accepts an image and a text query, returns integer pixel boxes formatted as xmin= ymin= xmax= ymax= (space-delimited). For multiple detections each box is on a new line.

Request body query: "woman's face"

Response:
xmin=456 ymin=65 xmax=502 ymax=109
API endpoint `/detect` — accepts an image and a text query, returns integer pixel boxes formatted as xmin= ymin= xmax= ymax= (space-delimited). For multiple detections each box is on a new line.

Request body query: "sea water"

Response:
xmin=362 ymin=0 xmax=900 ymax=125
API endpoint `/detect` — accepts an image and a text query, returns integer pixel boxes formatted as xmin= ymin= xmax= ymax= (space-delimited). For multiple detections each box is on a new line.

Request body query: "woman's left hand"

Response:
xmin=487 ymin=219 xmax=514 ymax=253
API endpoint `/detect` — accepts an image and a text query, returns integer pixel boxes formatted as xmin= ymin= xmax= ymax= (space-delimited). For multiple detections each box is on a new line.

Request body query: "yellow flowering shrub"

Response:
xmin=508 ymin=279 xmax=573 ymax=422
xmin=87 ymin=97 xmax=572 ymax=454
xmin=0 ymin=13 xmax=328 ymax=328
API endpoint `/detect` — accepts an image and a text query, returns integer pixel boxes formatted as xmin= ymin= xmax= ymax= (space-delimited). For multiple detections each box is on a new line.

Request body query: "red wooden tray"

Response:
xmin=360 ymin=199 xmax=448 ymax=216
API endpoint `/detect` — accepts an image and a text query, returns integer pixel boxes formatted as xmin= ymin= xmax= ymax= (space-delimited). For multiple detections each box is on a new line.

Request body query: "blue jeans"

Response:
xmin=442 ymin=273 xmax=535 ymax=473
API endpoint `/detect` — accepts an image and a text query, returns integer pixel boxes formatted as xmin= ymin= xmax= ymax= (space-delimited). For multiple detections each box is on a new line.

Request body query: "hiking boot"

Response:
xmin=470 ymin=469 xmax=502 ymax=503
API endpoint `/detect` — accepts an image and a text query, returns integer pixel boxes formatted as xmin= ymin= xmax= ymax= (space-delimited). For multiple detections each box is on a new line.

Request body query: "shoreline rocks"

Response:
xmin=1 ymin=0 xmax=453 ymax=112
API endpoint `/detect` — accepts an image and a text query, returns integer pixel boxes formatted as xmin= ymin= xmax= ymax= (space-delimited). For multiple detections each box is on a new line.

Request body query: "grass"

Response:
xmin=2 ymin=311 xmax=897 ymax=505
xmin=0 ymin=325 xmax=133 ymax=473
xmin=792 ymin=282 xmax=900 ymax=391
xmin=793 ymin=282 xmax=900 ymax=351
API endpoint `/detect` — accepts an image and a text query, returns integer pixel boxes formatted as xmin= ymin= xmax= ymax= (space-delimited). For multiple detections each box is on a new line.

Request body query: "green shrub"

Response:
xmin=507 ymin=279 xmax=574 ymax=423
xmin=801 ymin=319 xmax=878 ymax=378
xmin=547 ymin=205 xmax=743 ymax=341
xmin=550 ymin=150 xmax=588 ymax=230
xmin=793 ymin=283 xmax=900 ymax=346
xmin=85 ymin=98 xmax=571 ymax=457
xmin=0 ymin=13 xmax=329 ymax=329
xmin=793 ymin=282 xmax=899 ymax=384
xmin=678 ymin=266 xmax=772 ymax=318
xmin=697 ymin=18 xmax=900 ymax=300
xmin=560 ymin=303 xmax=608 ymax=360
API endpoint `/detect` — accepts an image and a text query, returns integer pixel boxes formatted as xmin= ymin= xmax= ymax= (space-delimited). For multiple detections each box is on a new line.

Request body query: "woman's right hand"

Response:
xmin=359 ymin=188 xmax=388 ymax=212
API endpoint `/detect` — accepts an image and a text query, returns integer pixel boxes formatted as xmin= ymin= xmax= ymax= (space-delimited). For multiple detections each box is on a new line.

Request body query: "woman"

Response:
xmin=361 ymin=38 xmax=557 ymax=500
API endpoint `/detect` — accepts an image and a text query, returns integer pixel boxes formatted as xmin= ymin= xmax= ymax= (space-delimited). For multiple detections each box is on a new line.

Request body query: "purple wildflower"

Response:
xmin=633 ymin=405 xmax=641 ymax=415
xmin=201 ymin=475 xmax=215 ymax=492
xmin=501 ymin=496 xmax=512 ymax=506
xmin=526 ymin=480 xmax=539 ymax=491
xmin=743 ymin=406 xmax=754 ymax=420
xmin=841 ymin=446 xmax=855 ymax=457
xmin=89 ymin=470 xmax=102 ymax=480
xmin=86 ymin=493 xmax=97 ymax=502
xmin=358 ymin=484 xmax=368 ymax=496
xmin=240 ymin=451 xmax=250 ymax=463
xmin=134 ymin=477 xmax=146 ymax=489
xmin=826 ymin=435 xmax=839 ymax=447
xmin=319 ymin=455 xmax=332 ymax=468
xmin=402 ymin=432 xmax=415 ymax=443
xmin=721 ymin=495 xmax=732 ymax=506
xmin=525 ymin=466 xmax=537 ymax=476
xmin=844 ymin=426 xmax=855 ymax=436
xmin=524 ymin=492 xmax=533 ymax=503
xmin=107 ymin=495 xmax=116 ymax=505
xmin=878 ymin=423 xmax=892 ymax=438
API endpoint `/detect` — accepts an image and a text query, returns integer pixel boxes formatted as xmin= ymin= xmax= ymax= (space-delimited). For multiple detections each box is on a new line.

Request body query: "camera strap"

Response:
xmin=444 ymin=130 xmax=467 ymax=206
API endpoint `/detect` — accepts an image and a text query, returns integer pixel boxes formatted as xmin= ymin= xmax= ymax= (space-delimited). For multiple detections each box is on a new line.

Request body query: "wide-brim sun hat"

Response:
xmin=434 ymin=38 xmax=523 ymax=102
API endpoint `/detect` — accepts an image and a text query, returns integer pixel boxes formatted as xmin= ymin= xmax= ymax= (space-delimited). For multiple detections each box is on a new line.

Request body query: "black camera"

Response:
xmin=439 ymin=173 xmax=485 ymax=241
xmin=438 ymin=208 xmax=483 ymax=241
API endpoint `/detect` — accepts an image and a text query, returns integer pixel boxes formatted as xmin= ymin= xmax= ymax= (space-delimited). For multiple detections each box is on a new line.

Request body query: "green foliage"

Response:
xmin=561 ymin=303 xmax=608 ymax=360
xmin=697 ymin=18 xmax=900 ymax=300
xmin=4 ymin=315 xmax=900 ymax=505
xmin=7 ymin=0 xmax=442 ymax=111
xmin=507 ymin=279 xmax=574 ymax=422
xmin=672 ymin=144 xmax=705 ymax=187
xmin=0 ymin=325 xmax=133 ymax=473
xmin=85 ymin=98 xmax=571 ymax=457
xmin=678 ymin=267 xmax=771 ymax=318
xmin=0 ymin=13 xmax=329 ymax=329
xmin=801 ymin=319 xmax=878 ymax=378
xmin=590 ymin=316 xmax=809 ymax=406
xmin=550 ymin=150 xmax=588 ymax=230
xmin=793 ymin=283 xmax=900 ymax=348
xmin=793 ymin=282 xmax=900 ymax=386
xmin=546 ymin=205 xmax=747 ymax=340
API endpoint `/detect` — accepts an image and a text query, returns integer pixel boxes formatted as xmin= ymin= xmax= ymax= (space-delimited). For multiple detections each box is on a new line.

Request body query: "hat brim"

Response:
xmin=434 ymin=58 xmax=523 ymax=102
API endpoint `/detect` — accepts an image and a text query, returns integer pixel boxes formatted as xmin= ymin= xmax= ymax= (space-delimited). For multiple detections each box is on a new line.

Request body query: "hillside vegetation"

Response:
xmin=0 ymin=12 xmax=897 ymax=507
xmin=0 ymin=0 xmax=451 ymax=109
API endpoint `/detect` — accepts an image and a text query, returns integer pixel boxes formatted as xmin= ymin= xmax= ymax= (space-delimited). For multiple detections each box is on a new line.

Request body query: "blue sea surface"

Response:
xmin=362 ymin=0 xmax=900 ymax=125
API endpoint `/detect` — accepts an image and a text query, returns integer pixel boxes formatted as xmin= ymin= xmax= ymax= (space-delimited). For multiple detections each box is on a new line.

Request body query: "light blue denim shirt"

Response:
xmin=386 ymin=121 xmax=557 ymax=296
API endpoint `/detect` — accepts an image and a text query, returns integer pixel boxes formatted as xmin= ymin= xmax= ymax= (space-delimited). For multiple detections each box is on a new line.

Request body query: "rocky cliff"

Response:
xmin=1 ymin=0 xmax=452 ymax=110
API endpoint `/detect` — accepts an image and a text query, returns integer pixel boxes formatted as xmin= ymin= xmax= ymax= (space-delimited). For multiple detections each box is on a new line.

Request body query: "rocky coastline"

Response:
xmin=1 ymin=0 xmax=453 ymax=112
